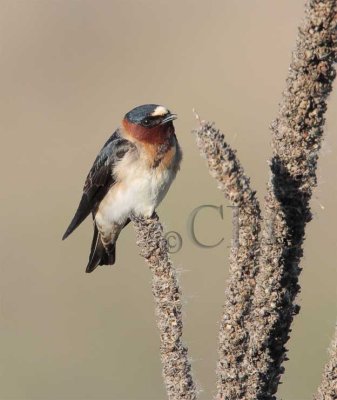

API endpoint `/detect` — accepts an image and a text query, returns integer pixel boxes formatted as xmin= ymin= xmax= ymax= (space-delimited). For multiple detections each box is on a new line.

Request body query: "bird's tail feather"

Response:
xmin=86 ymin=223 xmax=116 ymax=273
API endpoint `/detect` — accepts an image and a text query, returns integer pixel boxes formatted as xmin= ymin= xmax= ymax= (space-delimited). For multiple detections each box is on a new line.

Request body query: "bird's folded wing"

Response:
xmin=62 ymin=130 xmax=133 ymax=240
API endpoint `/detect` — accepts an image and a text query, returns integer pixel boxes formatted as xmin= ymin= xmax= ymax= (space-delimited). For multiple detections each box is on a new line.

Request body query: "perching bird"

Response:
xmin=62 ymin=104 xmax=182 ymax=273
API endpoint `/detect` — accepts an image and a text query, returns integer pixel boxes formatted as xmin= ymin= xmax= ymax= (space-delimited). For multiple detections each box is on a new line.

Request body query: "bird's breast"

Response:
xmin=96 ymin=142 xmax=180 ymax=225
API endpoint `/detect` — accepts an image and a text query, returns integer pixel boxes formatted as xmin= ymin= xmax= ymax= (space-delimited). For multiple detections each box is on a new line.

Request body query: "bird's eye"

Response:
xmin=142 ymin=118 xmax=151 ymax=126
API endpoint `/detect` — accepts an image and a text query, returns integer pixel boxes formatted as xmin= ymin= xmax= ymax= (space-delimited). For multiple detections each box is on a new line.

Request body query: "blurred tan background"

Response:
xmin=0 ymin=1 xmax=336 ymax=399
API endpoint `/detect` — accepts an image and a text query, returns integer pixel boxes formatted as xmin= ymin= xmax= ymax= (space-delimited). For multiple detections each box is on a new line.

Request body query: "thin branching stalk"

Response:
xmin=194 ymin=1 xmax=336 ymax=399
xmin=315 ymin=324 xmax=337 ymax=400
xmin=194 ymin=123 xmax=261 ymax=399
xmin=131 ymin=213 xmax=197 ymax=400
xmin=243 ymin=1 xmax=337 ymax=399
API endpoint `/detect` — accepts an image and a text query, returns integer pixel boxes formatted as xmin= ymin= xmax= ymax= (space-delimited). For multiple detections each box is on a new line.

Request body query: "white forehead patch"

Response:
xmin=151 ymin=106 xmax=168 ymax=117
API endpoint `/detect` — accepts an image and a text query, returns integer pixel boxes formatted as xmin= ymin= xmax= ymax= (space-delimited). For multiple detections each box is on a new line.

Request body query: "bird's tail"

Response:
xmin=86 ymin=223 xmax=116 ymax=273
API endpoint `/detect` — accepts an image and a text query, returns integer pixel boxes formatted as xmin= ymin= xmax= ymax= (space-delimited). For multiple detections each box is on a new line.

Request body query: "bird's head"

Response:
xmin=122 ymin=104 xmax=177 ymax=145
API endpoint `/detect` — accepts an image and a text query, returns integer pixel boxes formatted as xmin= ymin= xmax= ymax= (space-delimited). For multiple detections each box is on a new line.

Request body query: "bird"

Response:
xmin=62 ymin=104 xmax=182 ymax=273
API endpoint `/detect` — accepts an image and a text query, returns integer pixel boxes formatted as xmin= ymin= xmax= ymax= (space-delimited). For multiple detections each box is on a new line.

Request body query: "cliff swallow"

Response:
xmin=63 ymin=104 xmax=182 ymax=273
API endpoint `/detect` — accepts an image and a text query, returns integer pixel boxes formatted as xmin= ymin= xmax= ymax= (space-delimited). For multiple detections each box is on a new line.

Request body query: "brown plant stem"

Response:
xmin=131 ymin=212 xmax=197 ymax=400
xmin=315 ymin=324 xmax=337 ymax=400
xmin=243 ymin=1 xmax=337 ymax=399
xmin=194 ymin=122 xmax=261 ymax=399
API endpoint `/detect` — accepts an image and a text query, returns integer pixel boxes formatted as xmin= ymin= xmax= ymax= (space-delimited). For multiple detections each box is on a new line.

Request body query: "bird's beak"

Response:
xmin=161 ymin=113 xmax=177 ymax=125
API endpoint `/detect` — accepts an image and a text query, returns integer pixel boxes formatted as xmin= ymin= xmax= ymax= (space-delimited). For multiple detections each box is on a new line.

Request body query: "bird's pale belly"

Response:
xmin=95 ymin=166 xmax=174 ymax=229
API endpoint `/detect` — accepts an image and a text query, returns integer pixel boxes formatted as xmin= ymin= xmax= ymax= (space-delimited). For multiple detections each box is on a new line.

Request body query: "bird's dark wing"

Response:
xmin=62 ymin=129 xmax=133 ymax=240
